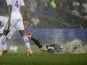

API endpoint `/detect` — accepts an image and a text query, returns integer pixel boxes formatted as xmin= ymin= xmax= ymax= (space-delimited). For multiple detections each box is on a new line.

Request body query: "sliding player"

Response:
xmin=27 ymin=34 xmax=48 ymax=52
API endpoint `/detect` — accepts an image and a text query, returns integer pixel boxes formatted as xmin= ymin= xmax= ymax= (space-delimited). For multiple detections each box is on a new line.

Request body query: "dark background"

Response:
xmin=0 ymin=0 xmax=87 ymax=45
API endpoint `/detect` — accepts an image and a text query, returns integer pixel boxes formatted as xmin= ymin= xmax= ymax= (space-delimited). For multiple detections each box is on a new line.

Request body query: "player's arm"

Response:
xmin=21 ymin=6 xmax=29 ymax=28
xmin=7 ymin=5 xmax=12 ymax=28
xmin=21 ymin=0 xmax=29 ymax=28
xmin=6 ymin=0 xmax=12 ymax=29
xmin=21 ymin=6 xmax=28 ymax=21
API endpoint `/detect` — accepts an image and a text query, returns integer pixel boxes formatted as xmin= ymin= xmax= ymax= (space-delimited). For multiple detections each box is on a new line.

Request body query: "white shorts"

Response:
xmin=4 ymin=22 xmax=9 ymax=30
xmin=9 ymin=12 xmax=24 ymax=31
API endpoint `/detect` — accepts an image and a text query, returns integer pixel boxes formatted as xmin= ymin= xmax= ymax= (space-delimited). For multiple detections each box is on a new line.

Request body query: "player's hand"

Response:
xmin=24 ymin=21 xmax=29 ymax=29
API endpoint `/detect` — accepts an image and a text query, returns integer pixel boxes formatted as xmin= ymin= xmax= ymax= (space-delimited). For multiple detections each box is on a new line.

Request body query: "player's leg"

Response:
xmin=27 ymin=34 xmax=58 ymax=53
xmin=1 ymin=40 xmax=7 ymax=53
xmin=31 ymin=38 xmax=48 ymax=51
xmin=0 ymin=44 xmax=3 ymax=56
xmin=2 ymin=24 xmax=17 ymax=53
xmin=27 ymin=34 xmax=42 ymax=48
xmin=0 ymin=35 xmax=3 ymax=56
xmin=0 ymin=21 xmax=9 ymax=54
xmin=1 ymin=30 xmax=9 ymax=53
xmin=27 ymin=34 xmax=48 ymax=51
xmin=6 ymin=28 xmax=16 ymax=39
xmin=19 ymin=30 xmax=32 ymax=55
xmin=0 ymin=30 xmax=9 ymax=55
xmin=18 ymin=21 xmax=32 ymax=55
xmin=30 ymin=37 xmax=57 ymax=53
xmin=6 ymin=18 xmax=17 ymax=40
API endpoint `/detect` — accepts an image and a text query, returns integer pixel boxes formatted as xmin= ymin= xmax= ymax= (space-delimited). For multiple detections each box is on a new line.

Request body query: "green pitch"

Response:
xmin=0 ymin=45 xmax=87 ymax=65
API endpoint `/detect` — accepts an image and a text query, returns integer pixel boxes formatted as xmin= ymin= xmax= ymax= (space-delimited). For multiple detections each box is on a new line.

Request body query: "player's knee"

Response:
xmin=19 ymin=30 xmax=25 ymax=36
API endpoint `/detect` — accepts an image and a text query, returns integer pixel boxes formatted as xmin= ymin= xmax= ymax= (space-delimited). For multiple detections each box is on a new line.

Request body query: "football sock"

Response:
xmin=0 ymin=35 xmax=6 ymax=44
xmin=23 ymin=35 xmax=31 ymax=51
xmin=0 ymin=42 xmax=2 ymax=52
xmin=31 ymin=37 xmax=42 ymax=48
xmin=0 ymin=35 xmax=6 ymax=52
xmin=2 ymin=38 xmax=7 ymax=51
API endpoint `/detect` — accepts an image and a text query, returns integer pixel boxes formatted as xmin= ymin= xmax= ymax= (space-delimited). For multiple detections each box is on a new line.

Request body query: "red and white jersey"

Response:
xmin=6 ymin=0 xmax=25 ymax=12
xmin=0 ymin=16 xmax=8 ymax=33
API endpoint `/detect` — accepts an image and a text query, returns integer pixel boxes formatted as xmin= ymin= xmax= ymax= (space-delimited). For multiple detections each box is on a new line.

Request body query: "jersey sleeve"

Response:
xmin=6 ymin=0 xmax=12 ymax=6
xmin=21 ymin=0 xmax=25 ymax=6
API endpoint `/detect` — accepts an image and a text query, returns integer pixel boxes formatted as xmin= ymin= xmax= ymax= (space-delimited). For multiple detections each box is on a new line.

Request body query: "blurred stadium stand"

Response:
xmin=0 ymin=0 xmax=87 ymax=28
xmin=0 ymin=0 xmax=7 ymax=15
xmin=0 ymin=0 xmax=87 ymax=45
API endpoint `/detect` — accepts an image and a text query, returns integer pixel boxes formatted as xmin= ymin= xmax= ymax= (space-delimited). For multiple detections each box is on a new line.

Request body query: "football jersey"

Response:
xmin=0 ymin=16 xmax=8 ymax=33
xmin=6 ymin=0 xmax=25 ymax=12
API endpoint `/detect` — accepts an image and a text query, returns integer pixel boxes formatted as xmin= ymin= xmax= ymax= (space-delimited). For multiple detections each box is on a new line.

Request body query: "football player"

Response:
xmin=0 ymin=0 xmax=32 ymax=56
xmin=0 ymin=16 xmax=8 ymax=56
xmin=27 ymin=34 xmax=48 ymax=52
xmin=27 ymin=34 xmax=62 ymax=53
xmin=27 ymin=34 xmax=59 ymax=52
xmin=0 ymin=16 xmax=52 ymax=56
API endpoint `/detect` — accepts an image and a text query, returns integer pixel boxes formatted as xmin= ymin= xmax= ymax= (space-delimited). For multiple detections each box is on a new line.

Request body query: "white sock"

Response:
xmin=23 ymin=35 xmax=31 ymax=51
xmin=2 ymin=39 xmax=7 ymax=51
xmin=0 ymin=42 xmax=2 ymax=52
xmin=0 ymin=35 xmax=6 ymax=52
xmin=1 ymin=35 xmax=6 ymax=44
